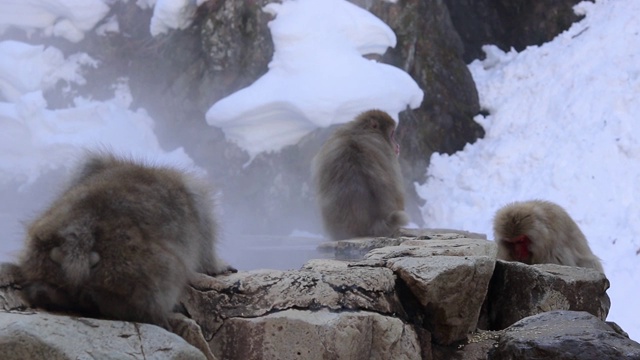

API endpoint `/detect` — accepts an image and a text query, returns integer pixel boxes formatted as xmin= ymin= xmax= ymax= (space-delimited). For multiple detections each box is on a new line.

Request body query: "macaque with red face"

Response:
xmin=493 ymin=200 xmax=604 ymax=272
xmin=312 ymin=109 xmax=408 ymax=240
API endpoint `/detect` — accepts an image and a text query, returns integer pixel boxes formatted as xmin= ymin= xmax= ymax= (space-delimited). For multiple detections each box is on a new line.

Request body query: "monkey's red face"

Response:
xmin=509 ymin=234 xmax=531 ymax=262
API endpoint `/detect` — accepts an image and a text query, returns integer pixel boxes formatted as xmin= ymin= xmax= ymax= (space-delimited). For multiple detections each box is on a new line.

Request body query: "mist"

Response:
xmin=0 ymin=0 xmax=422 ymax=272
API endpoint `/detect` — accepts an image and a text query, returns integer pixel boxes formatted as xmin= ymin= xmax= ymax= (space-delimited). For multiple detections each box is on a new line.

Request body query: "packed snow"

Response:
xmin=417 ymin=0 xmax=640 ymax=340
xmin=0 ymin=40 xmax=195 ymax=186
xmin=205 ymin=0 xmax=424 ymax=160
xmin=148 ymin=0 xmax=198 ymax=36
xmin=0 ymin=0 xmax=109 ymax=43
xmin=0 ymin=40 xmax=94 ymax=102
xmin=0 ymin=0 xmax=637 ymax=341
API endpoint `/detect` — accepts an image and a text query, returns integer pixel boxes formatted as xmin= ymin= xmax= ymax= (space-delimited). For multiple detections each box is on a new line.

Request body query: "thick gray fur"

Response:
xmin=312 ymin=109 xmax=409 ymax=240
xmin=18 ymin=152 xmax=233 ymax=328
xmin=493 ymin=199 xmax=604 ymax=273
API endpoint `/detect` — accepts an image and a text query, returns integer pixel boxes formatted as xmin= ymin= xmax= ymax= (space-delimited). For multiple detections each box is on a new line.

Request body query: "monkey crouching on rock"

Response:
xmin=312 ymin=109 xmax=409 ymax=240
xmin=18 ymin=152 xmax=234 ymax=329
xmin=493 ymin=199 xmax=604 ymax=273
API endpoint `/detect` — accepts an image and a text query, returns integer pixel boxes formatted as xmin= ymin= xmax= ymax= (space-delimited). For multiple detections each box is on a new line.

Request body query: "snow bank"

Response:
xmin=0 ymin=0 xmax=204 ymax=40
xmin=0 ymin=41 xmax=95 ymax=101
xmin=205 ymin=0 xmax=424 ymax=159
xmin=0 ymin=0 xmax=109 ymax=42
xmin=0 ymin=41 xmax=195 ymax=186
xmin=417 ymin=0 xmax=640 ymax=339
xmin=0 ymin=90 xmax=193 ymax=186
xmin=149 ymin=0 xmax=197 ymax=36
xmin=0 ymin=40 xmax=195 ymax=260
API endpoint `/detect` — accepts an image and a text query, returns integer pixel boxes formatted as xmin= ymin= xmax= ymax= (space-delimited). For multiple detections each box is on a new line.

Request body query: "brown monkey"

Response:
xmin=493 ymin=200 xmax=603 ymax=272
xmin=312 ymin=109 xmax=408 ymax=240
xmin=18 ymin=152 xmax=234 ymax=328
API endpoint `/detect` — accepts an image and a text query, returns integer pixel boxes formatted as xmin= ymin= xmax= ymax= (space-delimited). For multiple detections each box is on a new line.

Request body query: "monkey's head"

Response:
xmin=19 ymin=223 xmax=101 ymax=314
xmin=21 ymin=214 xmax=101 ymax=293
xmin=493 ymin=202 xmax=545 ymax=264
xmin=499 ymin=234 xmax=532 ymax=263
xmin=353 ymin=109 xmax=400 ymax=156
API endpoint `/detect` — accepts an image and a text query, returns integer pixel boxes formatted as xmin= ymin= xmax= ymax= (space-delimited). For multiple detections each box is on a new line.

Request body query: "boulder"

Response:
xmin=366 ymin=236 xmax=496 ymax=345
xmin=486 ymin=261 xmax=611 ymax=330
xmin=489 ymin=310 xmax=640 ymax=360
xmin=211 ymin=309 xmax=422 ymax=360
xmin=0 ymin=312 xmax=206 ymax=360
xmin=0 ymin=262 xmax=216 ymax=360
xmin=388 ymin=255 xmax=495 ymax=345
xmin=182 ymin=260 xmax=402 ymax=340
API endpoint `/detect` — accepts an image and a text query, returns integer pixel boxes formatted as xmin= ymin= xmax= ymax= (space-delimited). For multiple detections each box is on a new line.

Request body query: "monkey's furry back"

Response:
xmin=19 ymin=152 xmax=224 ymax=327
xmin=493 ymin=200 xmax=604 ymax=272
xmin=313 ymin=117 xmax=407 ymax=240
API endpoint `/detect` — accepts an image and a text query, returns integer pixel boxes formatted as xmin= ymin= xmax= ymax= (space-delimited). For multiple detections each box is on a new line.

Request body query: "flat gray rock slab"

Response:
xmin=366 ymin=237 xmax=497 ymax=260
xmin=0 ymin=311 xmax=206 ymax=360
xmin=211 ymin=309 xmax=422 ymax=360
xmin=490 ymin=310 xmax=640 ymax=360
xmin=183 ymin=260 xmax=402 ymax=339
xmin=316 ymin=229 xmax=488 ymax=261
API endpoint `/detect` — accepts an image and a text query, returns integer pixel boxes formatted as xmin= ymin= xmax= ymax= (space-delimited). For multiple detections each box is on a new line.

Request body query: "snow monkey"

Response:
xmin=493 ymin=200 xmax=603 ymax=272
xmin=18 ymin=152 xmax=234 ymax=328
xmin=312 ymin=109 xmax=409 ymax=240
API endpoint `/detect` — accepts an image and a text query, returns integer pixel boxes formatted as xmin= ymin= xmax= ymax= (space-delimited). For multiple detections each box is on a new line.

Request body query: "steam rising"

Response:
xmin=0 ymin=0 xmax=421 ymax=272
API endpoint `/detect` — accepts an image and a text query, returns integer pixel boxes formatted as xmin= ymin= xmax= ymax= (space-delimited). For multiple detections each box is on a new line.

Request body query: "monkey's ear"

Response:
xmin=50 ymin=247 xmax=64 ymax=264
xmin=369 ymin=118 xmax=379 ymax=129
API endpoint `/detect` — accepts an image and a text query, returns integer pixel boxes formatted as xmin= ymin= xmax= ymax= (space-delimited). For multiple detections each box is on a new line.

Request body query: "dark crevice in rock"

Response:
xmin=133 ymin=323 xmax=147 ymax=359
xmin=393 ymin=276 xmax=425 ymax=328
